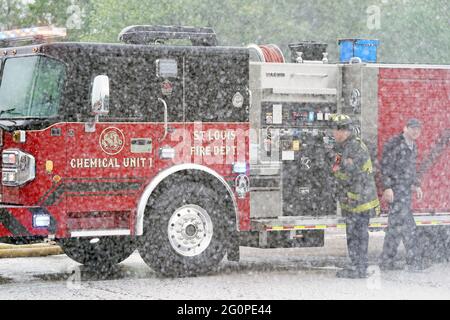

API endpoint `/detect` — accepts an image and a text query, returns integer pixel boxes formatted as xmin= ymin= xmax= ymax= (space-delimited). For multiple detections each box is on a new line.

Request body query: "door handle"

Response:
xmin=158 ymin=98 xmax=168 ymax=142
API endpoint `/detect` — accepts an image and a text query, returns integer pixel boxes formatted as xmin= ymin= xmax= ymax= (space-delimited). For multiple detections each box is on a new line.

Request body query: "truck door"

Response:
xmin=64 ymin=51 xmax=167 ymax=234
xmin=150 ymin=53 xmax=187 ymax=169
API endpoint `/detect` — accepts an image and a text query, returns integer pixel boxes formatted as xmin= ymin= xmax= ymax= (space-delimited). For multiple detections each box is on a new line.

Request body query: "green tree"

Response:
xmin=2 ymin=0 xmax=449 ymax=64
xmin=22 ymin=0 xmax=92 ymax=40
xmin=0 ymin=0 xmax=27 ymax=30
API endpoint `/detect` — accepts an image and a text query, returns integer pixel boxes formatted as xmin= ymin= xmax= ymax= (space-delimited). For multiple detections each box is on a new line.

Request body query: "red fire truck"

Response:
xmin=0 ymin=26 xmax=448 ymax=276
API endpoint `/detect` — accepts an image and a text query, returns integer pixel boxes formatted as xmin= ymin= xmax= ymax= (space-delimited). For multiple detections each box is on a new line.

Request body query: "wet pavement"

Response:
xmin=0 ymin=231 xmax=449 ymax=300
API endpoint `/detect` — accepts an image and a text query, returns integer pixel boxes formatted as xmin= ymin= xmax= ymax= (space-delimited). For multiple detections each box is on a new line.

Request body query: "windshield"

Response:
xmin=0 ymin=56 xmax=66 ymax=119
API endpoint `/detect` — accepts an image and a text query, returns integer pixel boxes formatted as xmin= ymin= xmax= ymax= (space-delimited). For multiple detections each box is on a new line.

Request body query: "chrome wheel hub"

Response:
xmin=168 ymin=205 xmax=213 ymax=257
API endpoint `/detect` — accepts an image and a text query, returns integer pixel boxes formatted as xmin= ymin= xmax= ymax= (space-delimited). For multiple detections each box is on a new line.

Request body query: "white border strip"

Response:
xmin=70 ymin=229 xmax=131 ymax=238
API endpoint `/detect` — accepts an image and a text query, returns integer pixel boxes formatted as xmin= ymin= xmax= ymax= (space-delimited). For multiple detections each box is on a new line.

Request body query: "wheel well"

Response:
xmin=138 ymin=168 xmax=239 ymax=236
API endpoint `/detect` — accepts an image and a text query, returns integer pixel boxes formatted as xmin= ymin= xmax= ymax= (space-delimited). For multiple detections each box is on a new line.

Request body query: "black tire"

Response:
xmin=60 ymin=236 xmax=136 ymax=269
xmin=139 ymin=176 xmax=233 ymax=277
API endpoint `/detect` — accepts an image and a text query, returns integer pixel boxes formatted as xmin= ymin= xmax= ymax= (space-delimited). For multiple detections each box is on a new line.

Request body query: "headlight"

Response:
xmin=2 ymin=150 xmax=35 ymax=186
xmin=2 ymin=152 xmax=18 ymax=166
xmin=2 ymin=171 xmax=17 ymax=183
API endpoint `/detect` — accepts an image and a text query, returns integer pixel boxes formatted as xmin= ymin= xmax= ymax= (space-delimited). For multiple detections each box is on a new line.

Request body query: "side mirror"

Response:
xmin=91 ymin=75 xmax=110 ymax=116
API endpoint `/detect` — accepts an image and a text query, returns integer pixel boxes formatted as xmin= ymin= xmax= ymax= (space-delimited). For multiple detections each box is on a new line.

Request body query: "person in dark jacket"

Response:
xmin=380 ymin=118 xmax=427 ymax=271
xmin=331 ymin=114 xmax=380 ymax=279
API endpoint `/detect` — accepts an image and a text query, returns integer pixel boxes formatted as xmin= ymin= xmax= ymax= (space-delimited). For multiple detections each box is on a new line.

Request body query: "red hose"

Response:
xmin=259 ymin=44 xmax=285 ymax=63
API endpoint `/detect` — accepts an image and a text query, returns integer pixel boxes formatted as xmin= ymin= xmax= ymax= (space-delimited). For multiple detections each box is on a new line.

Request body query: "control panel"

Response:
xmin=260 ymin=101 xmax=338 ymax=216
xmin=262 ymin=102 xmax=336 ymax=128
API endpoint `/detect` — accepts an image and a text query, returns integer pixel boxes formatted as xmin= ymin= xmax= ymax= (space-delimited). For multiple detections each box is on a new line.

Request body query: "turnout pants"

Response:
xmin=344 ymin=212 xmax=371 ymax=272
xmin=381 ymin=191 xmax=420 ymax=265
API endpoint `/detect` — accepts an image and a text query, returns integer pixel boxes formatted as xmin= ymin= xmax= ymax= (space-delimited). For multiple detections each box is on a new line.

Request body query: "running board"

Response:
xmin=70 ymin=229 xmax=131 ymax=238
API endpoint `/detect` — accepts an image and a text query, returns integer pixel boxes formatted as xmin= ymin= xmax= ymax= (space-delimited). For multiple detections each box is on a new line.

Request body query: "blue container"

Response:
xmin=338 ymin=39 xmax=380 ymax=63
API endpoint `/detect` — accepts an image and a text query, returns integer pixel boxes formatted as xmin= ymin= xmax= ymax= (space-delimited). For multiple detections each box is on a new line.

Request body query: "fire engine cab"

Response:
xmin=0 ymin=26 xmax=448 ymax=276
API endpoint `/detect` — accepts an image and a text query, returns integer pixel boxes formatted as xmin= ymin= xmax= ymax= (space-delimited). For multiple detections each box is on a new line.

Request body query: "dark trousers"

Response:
xmin=381 ymin=191 xmax=420 ymax=265
xmin=345 ymin=212 xmax=371 ymax=271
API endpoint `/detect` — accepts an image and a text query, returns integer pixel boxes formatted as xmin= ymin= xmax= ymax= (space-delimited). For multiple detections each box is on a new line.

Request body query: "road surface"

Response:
xmin=0 ymin=231 xmax=449 ymax=300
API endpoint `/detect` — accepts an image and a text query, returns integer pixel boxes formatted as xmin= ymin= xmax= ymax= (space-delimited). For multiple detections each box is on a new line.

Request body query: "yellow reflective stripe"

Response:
xmin=272 ymin=225 xmax=331 ymax=230
xmin=351 ymin=199 xmax=380 ymax=213
xmin=332 ymin=114 xmax=350 ymax=122
xmin=264 ymin=220 xmax=450 ymax=230
xmin=334 ymin=171 xmax=349 ymax=180
xmin=416 ymin=221 xmax=450 ymax=226
xmin=356 ymin=137 xmax=369 ymax=152
xmin=263 ymin=220 xmax=444 ymax=230
xmin=370 ymin=223 xmax=383 ymax=228
xmin=416 ymin=222 xmax=436 ymax=226
xmin=343 ymin=199 xmax=380 ymax=213
xmin=362 ymin=159 xmax=373 ymax=174
xmin=361 ymin=142 xmax=369 ymax=152
xmin=347 ymin=192 xmax=360 ymax=200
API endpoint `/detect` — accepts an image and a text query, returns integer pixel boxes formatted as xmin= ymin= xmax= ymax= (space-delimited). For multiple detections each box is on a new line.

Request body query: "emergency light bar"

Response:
xmin=119 ymin=25 xmax=218 ymax=47
xmin=0 ymin=26 xmax=66 ymax=45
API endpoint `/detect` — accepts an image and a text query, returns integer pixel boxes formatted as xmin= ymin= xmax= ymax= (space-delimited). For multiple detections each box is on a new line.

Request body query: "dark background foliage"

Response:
xmin=1 ymin=0 xmax=449 ymax=64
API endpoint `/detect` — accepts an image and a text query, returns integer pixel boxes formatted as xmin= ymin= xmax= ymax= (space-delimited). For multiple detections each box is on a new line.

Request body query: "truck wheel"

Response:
xmin=139 ymin=178 xmax=231 ymax=277
xmin=60 ymin=236 xmax=136 ymax=269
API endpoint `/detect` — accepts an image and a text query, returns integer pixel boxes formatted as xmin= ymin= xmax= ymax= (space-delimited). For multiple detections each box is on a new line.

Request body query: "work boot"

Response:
xmin=336 ymin=267 xmax=368 ymax=279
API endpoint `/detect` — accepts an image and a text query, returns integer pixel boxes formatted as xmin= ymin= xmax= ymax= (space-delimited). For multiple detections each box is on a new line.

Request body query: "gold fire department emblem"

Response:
xmin=99 ymin=127 xmax=125 ymax=155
